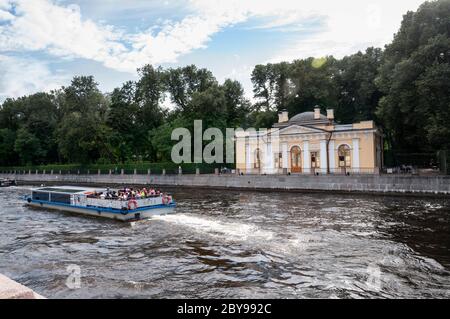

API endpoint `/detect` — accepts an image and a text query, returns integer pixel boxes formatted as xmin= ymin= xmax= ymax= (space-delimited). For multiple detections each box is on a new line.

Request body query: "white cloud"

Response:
xmin=2 ymin=1 xmax=427 ymax=67
xmin=0 ymin=0 xmax=127 ymax=65
xmin=0 ymin=0 xmax=14 ymax=20
xmin=0 ymin=0 xmax=247 ymax=73
xmin=188 ymin=0 xmax=426 ymax=97
xmin=0 ymin=55 xmax=69 ymax=100
xmin=264 ymin=0 xmax=425 ymax=62
xmin=0 ymin=0 xmax=428 ymax=99
xmin=0 ymin=10 xmax=14 ymax=21
xmin=115 ymin=12 xmax=245 ymax=71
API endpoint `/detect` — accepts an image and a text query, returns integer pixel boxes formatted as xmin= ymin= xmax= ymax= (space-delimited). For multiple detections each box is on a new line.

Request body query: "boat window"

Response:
xmin=38 ymin=188 xmax=84 ymax=194
xmin=32 ymin=192 xmax=50 ymax=201
xmin=50 ymin=193 xmax=71 ymax=204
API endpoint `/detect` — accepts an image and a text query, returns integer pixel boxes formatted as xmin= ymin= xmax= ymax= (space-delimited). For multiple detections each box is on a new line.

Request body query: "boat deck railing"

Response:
xmin=85 ymin=197 xmax=163 ymax=209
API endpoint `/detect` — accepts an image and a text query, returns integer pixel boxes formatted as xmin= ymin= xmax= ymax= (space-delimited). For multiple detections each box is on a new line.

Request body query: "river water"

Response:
xmin=0 ymin=186 xmax=449 ymax=299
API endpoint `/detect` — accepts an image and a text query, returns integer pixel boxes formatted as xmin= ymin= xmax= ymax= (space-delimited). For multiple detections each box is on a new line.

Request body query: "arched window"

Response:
xmin=338 ymin=145 xmax=351 ymax=168
xmin=290 ymin=146 xmax=302 ymax=173
xmin=254 ymin=148 xmax=262 ymax=169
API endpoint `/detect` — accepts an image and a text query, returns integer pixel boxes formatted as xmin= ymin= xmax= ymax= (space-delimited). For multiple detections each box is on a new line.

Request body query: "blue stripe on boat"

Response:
xmin=26 ymin=198 xmax=176 ymax=215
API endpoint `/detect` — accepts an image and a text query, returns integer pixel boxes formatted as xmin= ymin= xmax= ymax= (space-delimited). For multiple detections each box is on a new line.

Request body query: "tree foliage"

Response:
xmin=0 ymin=66 xmax=250 ymax=165
xmin=56 ymin=76 xmax=112 ymax=164
xmin=376 ymin=0 xmax=450 ymax=151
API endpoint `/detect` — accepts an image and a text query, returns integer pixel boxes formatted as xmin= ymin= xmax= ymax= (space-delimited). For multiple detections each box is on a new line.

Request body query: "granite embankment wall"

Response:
xmin=0 ymin=274 xmax=44 ymax=299
xmin=2 ymin=173 xmax=450 ymax=195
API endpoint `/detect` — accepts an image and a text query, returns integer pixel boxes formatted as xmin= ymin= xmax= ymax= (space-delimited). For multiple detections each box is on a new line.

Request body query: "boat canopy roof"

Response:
xmin=34 ymin=186 xmax=107 ymax=195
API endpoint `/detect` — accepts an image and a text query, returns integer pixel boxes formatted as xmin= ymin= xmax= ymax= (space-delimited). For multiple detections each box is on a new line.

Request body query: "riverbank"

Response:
xmin=1 ymin=173 xmax=449 ymax=196
xmin=0 ymin=274 xmax=44 ymax=299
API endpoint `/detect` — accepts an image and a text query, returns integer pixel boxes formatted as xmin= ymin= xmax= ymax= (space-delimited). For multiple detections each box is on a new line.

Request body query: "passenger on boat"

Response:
xmin=90 ymin=186 xmax=164 ymax=201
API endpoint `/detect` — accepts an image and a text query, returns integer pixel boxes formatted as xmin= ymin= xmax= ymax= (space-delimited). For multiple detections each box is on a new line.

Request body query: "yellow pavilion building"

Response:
xmin=235 ymin=106 xmax=383 ymax=175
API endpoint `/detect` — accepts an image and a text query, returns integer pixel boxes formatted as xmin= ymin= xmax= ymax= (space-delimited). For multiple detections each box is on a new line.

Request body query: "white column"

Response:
xmin=328 ymin=140 xmax=335 ymax=173
xmin=303 ymin=141 xmax=310 ymax=174
xmin=282 ymin=143 xmax=288 ymax=168
xmin=246 ymin=144 xmax=252 ymax=174
xmin=352 ymin=138 xmax=360 ymax=172
xmin=320 ymin=140 xmax=328 ymax=174
xmin=265 ymin=142 xmax=273 ymax=174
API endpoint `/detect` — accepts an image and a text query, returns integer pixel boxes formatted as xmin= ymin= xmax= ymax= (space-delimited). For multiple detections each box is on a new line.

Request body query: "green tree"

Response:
xmin=135 ymin=65 xmax=166 ymax=161
xmin=108 ymin=81 xmax=139 ymax=162
xmin=21 ymin=93 xmax=59 ymax=163
xmin=150 ymin=117 xmax=190 ymax=162
xmin=0 ymin=128 xmax=17 ymax=166
xmin=221 ymin=79 xmax=251 ymax=127
xmin=335 ymin=47 xmax=383 ymax=123
xmin=14 ymin=128 xmax=45 ymax=165
xmin=0 ymin=98 xmax=25 ymax=131
xmin=185 ymin=85 xmax=228 ymax=129
xmin=251 ymin=64 xmax=277 ymax=111
xmin=272 ymin=62 xmax=292 ymax=111
xmin=251 ymin=57 xmax=340 ymax=118
xmin=376 ymin=0 xmax=450 ymax=151
xmin=0 ymin=93 xmax=59 ymax=164
xmin=56 ymin=76 xmax=113 ymax=163
xmin=246 ymin=110 xmax=278 ymax=129
xmin=286 ymin=56 xmax=339 ymax=116
xmin=164 ymin=65 xmax=217 ymax=110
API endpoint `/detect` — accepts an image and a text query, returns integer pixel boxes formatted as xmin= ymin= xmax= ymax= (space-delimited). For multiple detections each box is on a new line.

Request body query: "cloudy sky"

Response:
xmin=0 ymin=0 xmax=425 ymax=102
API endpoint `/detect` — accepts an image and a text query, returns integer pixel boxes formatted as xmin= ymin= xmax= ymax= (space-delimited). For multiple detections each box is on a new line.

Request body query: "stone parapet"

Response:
xmin=1 ymin=173 xmax=449 ymax=196
xmin=0 ymin=274 xmax=45 ymax=299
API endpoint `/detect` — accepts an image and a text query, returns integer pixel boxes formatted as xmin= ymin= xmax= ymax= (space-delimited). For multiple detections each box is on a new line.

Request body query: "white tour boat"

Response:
xmin=25 ymin=186 xmax=176 ymax=221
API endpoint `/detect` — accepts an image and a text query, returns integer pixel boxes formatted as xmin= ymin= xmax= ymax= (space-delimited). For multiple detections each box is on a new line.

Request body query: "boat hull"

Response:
xmin=26 ymin=200 xmax=176 ymax=222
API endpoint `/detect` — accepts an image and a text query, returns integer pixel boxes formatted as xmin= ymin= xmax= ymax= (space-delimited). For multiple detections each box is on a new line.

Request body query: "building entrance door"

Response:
xmin=290 ymin=146 xmax=302 ymax=173
xmin=310 ymin=151 xmax=320 ymax=174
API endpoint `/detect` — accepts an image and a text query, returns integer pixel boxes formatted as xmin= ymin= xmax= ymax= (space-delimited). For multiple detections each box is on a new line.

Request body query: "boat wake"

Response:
xmin=152 ymin=213 xmax=274 ymax=242
xmin=151 ymin=213 xmax=329 ymax=259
